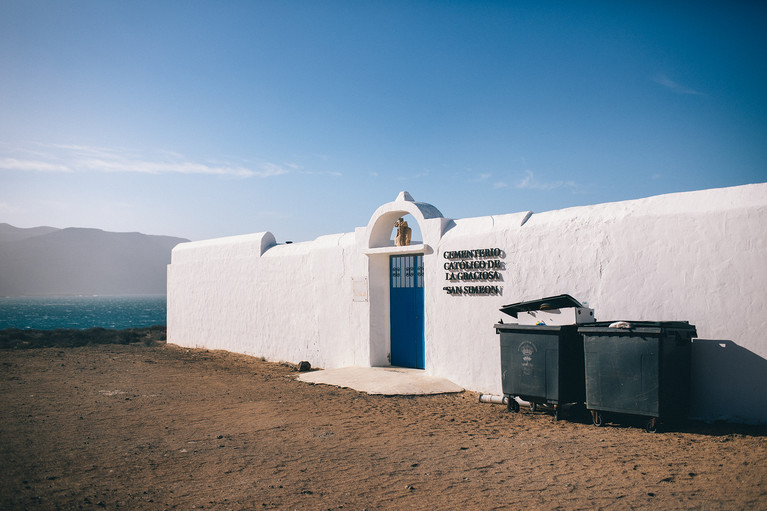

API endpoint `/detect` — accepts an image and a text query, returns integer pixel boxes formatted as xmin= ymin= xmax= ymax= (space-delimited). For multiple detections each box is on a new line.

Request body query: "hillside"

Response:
xmin=0 ymin=223 xmax=188 ymax=296
xmin=0 ymin=223 xmax=61 ymax=242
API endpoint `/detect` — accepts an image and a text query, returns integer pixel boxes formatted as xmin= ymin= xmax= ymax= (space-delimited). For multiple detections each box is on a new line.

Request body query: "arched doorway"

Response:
xmin=361 ymin=191 xmax=447 ymax=369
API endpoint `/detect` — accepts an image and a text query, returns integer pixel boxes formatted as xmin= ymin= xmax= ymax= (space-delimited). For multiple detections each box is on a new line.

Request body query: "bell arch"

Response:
xmin=361 ymin=192 xmax=448 ymax=368
xmin=364 ymin=191 xmax=445 ymax=250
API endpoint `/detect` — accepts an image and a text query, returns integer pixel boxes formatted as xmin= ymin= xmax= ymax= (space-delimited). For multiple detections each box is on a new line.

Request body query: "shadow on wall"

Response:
xmin=690 ymin=340 xmax=767 ymax=425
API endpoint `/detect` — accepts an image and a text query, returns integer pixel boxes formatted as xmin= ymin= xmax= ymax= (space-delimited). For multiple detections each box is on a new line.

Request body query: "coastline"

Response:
xmin=0 ymin=326 xmax=166 ymax=349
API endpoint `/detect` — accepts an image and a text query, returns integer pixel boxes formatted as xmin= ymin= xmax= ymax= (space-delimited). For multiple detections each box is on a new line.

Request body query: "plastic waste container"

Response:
xmin=494 ymin=323 xmax=586 ymax=420
xmin=578 ymin=321 xmax=697 ymax=432
xmin=500 ymin=294 xmax=594 ymax=326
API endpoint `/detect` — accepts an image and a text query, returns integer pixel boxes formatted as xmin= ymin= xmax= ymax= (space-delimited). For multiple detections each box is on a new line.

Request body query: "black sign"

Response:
xmin=442 ymin=248 xmax=505 ymax=296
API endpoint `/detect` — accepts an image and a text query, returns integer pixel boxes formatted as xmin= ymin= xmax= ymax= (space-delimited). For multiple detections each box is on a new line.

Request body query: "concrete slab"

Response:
xmin=297 ymin=366 xmax=464 ymax=396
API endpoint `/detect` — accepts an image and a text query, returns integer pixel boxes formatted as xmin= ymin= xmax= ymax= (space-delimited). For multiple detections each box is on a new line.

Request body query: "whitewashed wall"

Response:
xmin=428 ymin=184 xmax=767 ymax=424
xmin=168 ymin=231 xmax=370 ymax=369
xmin=168 ymin=183 xmax=767 ymax=424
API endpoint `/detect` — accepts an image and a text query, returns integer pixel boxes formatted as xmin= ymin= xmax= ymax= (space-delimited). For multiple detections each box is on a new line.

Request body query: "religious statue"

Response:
xmin=394 ymin=217 xmax=412 ymax=247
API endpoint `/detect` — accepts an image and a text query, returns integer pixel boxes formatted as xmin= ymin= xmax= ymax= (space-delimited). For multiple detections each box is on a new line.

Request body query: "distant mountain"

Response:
xmin=0 ymin=223 xmax=60 ymax=242
xmin=0 ymin=223 xmax=189 ymax=296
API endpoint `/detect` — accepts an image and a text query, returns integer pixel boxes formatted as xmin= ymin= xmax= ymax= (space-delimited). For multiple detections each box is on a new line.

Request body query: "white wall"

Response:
xmin=425 ymin=184 xmax=767 ymax=423
xmin=168 ymin=183 xmax=767 ymax=424
xmin=168 ymin=231 xmax=370 ymax=369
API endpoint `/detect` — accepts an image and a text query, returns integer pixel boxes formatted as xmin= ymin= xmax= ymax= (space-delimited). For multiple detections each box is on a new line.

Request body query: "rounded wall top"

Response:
xmin=364 ymin=191 xmax=445 ymax=249
xmin=171 ymin=231 xmax=276 ymax=263
xmin=396 ymin=191 xmax=414 ymax=202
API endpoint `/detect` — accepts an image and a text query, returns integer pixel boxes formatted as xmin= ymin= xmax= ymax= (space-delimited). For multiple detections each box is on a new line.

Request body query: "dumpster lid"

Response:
xmin=494 ymin=323 xmax=579 ymax=332
xmin=500 ymin=294 xmax=584 ymax=318
xmin=578 ymin=320 xmax=697 ymax=336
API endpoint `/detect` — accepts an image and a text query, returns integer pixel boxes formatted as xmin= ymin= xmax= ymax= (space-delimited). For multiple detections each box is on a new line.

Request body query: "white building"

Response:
xmin=168 ymin=183 xmax=767 ymax=424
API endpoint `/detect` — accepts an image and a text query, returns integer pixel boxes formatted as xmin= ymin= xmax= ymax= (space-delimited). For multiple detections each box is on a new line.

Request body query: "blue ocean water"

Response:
xmin=0 ymin=295 xmax=167 ymax=330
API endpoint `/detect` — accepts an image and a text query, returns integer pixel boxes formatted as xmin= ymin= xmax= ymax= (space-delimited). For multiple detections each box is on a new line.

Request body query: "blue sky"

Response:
xmin=1 ymin=1 xmax=765 ymax=241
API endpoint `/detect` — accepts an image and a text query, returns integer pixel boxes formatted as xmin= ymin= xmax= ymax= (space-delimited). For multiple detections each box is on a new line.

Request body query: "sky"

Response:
xmin=1 ymin=0 xmax=765 ymax=242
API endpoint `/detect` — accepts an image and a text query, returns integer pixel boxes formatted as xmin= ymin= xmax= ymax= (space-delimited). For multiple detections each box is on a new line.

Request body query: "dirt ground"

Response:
xmin=1 ymin=342 xmax=765 ymax=510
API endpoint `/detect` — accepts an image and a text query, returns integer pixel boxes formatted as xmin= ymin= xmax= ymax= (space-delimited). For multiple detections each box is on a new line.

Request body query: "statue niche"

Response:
xmin=394 ymin=217 xmax=412 ymax=247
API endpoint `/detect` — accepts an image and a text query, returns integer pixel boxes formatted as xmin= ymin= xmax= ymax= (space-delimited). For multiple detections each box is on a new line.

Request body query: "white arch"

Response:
xmin=364 ymin=191 xmax=446 ymax=249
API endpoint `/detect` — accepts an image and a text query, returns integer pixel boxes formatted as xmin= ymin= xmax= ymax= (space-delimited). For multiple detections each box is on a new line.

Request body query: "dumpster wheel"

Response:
xmin=530 ymin=402 xmax=537 ymax=412
xmin=507 ymin=398 xmax=520 ymax=413
xmin=553 ymin=406 xmax=560 ymax=421
xmin=645 ymin=417 xmax=658 ymax=433
xmin=591 ymin=410 xmax=604 ymax=427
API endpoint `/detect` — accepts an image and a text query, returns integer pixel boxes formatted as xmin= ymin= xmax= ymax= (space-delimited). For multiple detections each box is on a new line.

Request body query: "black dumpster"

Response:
xmin=578 ymin=321 xmax=697 ymax=432
xmin=494 ymin=323 xmax=586 ymax=420
xmin=499 ymin=294 xmax=594 ymax=326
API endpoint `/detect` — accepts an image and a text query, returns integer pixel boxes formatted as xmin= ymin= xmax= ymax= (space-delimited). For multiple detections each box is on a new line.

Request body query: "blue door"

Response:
xmin=390 ymin=254 xmax=425 ymax=369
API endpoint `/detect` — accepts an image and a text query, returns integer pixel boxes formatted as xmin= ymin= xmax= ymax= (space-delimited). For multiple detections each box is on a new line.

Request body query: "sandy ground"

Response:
xmin=1 ymin=342 xmax=766 ymax=510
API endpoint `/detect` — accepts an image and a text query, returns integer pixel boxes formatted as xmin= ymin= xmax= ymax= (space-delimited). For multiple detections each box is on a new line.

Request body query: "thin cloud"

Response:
xmin=653 ymin=74 xmax=706 ymax=96
xmin=52 ymin=143 xmax=119 ymax=155
xmin=463 ymin=168 xmax=492 ymax=183
xmin=254 ymin=162 xmax=293 ymax=177
xmin=1 ymin=144 xmax=290 ymax=178
xmin=0 ymin=158 xmax=71 ymax=172
xmin=515 ymin=169 xmax=568 ymax=190
xmin=469 ymin=172 xmax=492 ymax=183
xmin=490 ymin=169 xmax=577 ymax=191
xmin=77 ymin=157 xmax=264 ymax=177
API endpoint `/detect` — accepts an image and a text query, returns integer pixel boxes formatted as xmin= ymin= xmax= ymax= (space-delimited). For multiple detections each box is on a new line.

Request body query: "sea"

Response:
xmin=0 ymin=295 xmax=167 ymax=330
